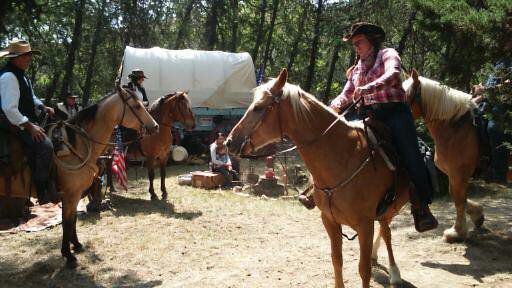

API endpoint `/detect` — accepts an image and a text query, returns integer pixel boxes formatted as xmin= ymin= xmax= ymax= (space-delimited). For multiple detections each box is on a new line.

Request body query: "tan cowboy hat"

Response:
xmin=343 ymin=22 xmax=386 ymax=43
xmin=0 ymin=39 xmax=41 ymax=58
xmin=128 ymin=69 xmax=148 ymax=79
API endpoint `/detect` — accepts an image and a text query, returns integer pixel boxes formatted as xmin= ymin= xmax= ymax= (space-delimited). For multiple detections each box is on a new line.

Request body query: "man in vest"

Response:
xmin=0 ymin=39 xmax=60 ymax=204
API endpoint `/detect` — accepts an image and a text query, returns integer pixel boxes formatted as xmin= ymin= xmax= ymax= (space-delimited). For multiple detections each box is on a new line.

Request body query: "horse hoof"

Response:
xmin=474 ymin=215 xmax=485 ymax=228
xmin=389 ymin=265 xmax=402 ymax=286
xmin=150 ymin=195 xmax=158 ymax=201
xmin=73 ymin=243 xmax=83 ymax=253
xmin=443 ymin=227 xmax=466 ymax=243
xmin=161 ymin=193 xmax=168 ymax=200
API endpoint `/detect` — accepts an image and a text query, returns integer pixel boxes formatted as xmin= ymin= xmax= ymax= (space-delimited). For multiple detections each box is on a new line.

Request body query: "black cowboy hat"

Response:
xmin=65 ymin=91 xmax=80 ymax=98
xmin=343 ymin=22 xmax=386 ymax=43
xmin=128 ymin=69 xmax=148 ymax=79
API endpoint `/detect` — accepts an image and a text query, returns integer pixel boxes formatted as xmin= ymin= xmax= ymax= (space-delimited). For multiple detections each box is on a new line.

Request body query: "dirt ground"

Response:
xmin=0 ymin=164 xmax=511 ymax=288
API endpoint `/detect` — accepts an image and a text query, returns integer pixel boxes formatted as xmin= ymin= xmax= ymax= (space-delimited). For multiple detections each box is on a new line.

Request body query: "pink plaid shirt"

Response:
xmin=331 ymin=48 xmax=406 ymax=107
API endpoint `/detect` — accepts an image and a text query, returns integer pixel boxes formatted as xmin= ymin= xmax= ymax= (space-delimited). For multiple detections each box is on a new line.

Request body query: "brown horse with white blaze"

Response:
xmin=227 ymin=69 xmax=411 ymax=288
xmin=127 ymin=92 xmax=195 ymax=200
xmin=403 ymin=70 xmax=485 ymax=243
xmin=56 ymin=86 xmax=158 ymax=268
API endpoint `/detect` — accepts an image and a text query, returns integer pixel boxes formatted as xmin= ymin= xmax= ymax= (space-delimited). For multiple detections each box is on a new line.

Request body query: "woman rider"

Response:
xmin=331 ymin=22 xmax=438 ymax=232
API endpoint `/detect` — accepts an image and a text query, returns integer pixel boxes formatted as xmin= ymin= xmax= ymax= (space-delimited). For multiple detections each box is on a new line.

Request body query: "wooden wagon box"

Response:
xmin=191 ymin=171 xmax=224 ymax=189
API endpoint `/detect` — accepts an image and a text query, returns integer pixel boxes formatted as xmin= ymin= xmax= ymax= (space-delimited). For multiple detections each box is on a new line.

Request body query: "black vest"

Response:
xmin=0 ymin=63 xmax=38 ymax=123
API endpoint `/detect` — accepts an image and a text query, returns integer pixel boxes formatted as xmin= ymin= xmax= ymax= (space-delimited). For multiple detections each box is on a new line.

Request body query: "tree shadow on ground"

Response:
xmin=0 ymin=240 xmax=162 ymax=288
xmin=421 ymin=229 xmax=512 ymax=283
xmin=372 ymin=262 xmax=418 ymax=288
xmin=106 ymin=193 xmax=202 ymax=220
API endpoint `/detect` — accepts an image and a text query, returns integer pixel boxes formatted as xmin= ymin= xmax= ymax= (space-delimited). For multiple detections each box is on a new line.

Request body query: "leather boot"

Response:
xmin=411 ymin=204 xmax=438 ymax=232
xmin=298 ymin=185 xmax=316 ymax=210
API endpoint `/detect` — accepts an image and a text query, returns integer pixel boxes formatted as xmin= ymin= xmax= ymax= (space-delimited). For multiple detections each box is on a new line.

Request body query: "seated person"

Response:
xmin=56 ymin=91 xmax=81 ymax=120
xmin=210 ymin=133 xmax=238 ymax=187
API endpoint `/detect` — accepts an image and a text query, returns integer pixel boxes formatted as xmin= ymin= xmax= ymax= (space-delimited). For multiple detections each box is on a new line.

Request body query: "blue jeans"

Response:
xmin=487 ymin=119 xmax=510 ymax=181
xmin=368 ymin=103 xmax=433 ymax=205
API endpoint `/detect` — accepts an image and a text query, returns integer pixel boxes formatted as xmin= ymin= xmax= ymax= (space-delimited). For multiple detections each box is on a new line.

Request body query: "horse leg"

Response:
xmin=466 ymin=199 xmax=484 ymax=229
xmin=71 ymin=213 xmax=83 ymax=253
xmin=160 ymin=159 xmax=168 ymax=200
xmin=321 ymin=212 xmax=345 ymax=288
xmin=147 ymin=159 xmax=158 ymax=200
xmin=61 ymin=191 xmax=81 ymax=268
xmin=379 ymin=220 xmax=402 ymax=286
xmin=371 ymin=225 xmax=381 ymax=264
xmin=357 ymin=221 xmax=374 ymax=288
xmin=444 ymin=177 xmax=469 ymax=243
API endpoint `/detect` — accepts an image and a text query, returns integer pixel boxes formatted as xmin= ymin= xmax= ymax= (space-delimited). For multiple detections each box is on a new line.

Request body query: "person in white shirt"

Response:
xmin=125 ymin=69 xmax=149 ymax=107
xmin=210 ymin=133 xmax=238 ymax=187
xmin=0 ymin=39 xmax=60 ymax=204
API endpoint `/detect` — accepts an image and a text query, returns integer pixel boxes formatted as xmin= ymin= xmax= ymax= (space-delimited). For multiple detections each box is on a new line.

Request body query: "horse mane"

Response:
xmin=256 ymin=79 xmax=338 ymax=124
xmin=68 ymin=104 xmax=99 ymax=125
xmin=148 ymin=93 xmax=176 ymax=122
xmin=418 ymin=77 xmax=476 ymax=121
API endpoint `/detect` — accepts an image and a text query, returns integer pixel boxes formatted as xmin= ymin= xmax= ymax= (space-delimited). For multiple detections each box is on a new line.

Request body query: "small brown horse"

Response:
xmin=227 ymin=69 xmax=410 ymax=288
xmin=127 ymin=92 xmax=195 ymax=200
xmin=403 ymin=70 xmax=484 ymax=243
xmin=55 ymin=86 xmax=158 ymax=268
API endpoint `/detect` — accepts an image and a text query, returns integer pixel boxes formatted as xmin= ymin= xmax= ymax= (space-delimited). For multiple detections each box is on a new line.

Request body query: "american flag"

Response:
xmin=111 ymin=127 xmax=128 ymax=191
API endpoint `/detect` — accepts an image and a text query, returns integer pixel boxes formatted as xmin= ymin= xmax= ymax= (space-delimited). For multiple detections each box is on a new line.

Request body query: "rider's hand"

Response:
xmin=41 ymin=106 xmax=55 ymax=117
xmin=353 ymin=86 xmax=370 ymax=98
xmin=329 ymin=98 xmax=342 ymax=113
xmin=25 ymin=122 xmax=46 ymax=142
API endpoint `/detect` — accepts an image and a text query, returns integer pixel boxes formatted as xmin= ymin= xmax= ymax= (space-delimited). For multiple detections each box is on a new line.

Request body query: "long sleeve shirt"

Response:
xmin=331 ymin=48 xmax=406 ymax=107
xmin=0 ymin=72 xmax=43 ymax=126
xmin=210 ymin=143 xmax=231 ymax=168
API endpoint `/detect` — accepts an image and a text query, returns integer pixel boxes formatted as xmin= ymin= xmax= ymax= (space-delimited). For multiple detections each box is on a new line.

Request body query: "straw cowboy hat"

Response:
xmin=0 ymin=39 xmax=40 ymax=58
xmin=343 ymin=22 xmax=386 ymax=43
xmin=128 ymin=69 xmax=148 ymax=79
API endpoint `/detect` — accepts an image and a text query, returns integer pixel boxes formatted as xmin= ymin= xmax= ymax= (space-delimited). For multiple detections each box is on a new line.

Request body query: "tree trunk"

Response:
xmin=251 ymin=0 xmax=267 ymax=65
xmin=262 ymin=0 xmax=279 ymax=73
xmin=287 ymin=3 xmax=308 ymax=72
xmin=322 ymin=40 xmax=342 ymax=104
xmin=45 ymin=71 xmax=61 ymax=105
xmin=397 ymin=10 xmax=417 ymax=63
xmin=229 ymin=0 xmax=238 ymax=52
xmin=82 ymin=0 xmax=106 ymax=106
xmin=59 ymin=0 xmax=86 ymax=100
xmin=203 ymin=0 xmax=222 ymax=50
xmin=174 ymin=0 xmax=195 ymax=49
xmin=304 ymin=0 xmax=323 ymax=93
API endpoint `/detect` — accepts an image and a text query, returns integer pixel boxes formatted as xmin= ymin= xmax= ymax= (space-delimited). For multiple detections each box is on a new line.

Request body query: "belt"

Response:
xmin=366 ymin=102 xmax=404 ymax=111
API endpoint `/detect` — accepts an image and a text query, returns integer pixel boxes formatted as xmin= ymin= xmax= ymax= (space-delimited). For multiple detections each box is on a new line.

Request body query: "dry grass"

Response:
xmin=0 ymin=164 xmax=511 ymax=288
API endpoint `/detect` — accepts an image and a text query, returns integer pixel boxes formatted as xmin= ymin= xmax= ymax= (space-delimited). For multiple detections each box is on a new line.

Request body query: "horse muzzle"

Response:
xmin=145 ymin=124 xmax=159 ymax=135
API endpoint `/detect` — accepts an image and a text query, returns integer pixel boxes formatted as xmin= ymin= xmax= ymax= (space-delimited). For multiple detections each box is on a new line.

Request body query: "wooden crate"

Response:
xmin=191 ymin=171 xmax=224 ymax=189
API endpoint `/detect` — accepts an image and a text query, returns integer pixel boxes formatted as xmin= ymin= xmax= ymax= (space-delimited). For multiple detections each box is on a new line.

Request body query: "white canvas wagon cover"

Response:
xmin=121 ymin=46 xmax=256 ymax=108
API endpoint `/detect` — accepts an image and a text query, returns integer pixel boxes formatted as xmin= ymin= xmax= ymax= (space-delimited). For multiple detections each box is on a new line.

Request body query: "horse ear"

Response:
xmin=271 ymin=68 xmax=288 ymax=93
xmin=411 ymin=69 xmax=419 ymax=82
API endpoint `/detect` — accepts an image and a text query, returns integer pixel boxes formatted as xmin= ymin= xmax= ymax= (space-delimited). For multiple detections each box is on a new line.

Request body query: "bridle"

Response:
xmin=118 ymin=88 xmax=148 ymax=129
xmin=156 ymin=93 xmax=192 ymax=128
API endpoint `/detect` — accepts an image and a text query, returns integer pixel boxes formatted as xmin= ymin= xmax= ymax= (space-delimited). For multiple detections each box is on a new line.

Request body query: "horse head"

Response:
xmin=161 ymin=91 xmax=195 ymax=131
xmin=403 ymin=69 xmax=423 ymax=119
xmin=117 ymin=86 xmax=159 ymax=135
xmin=227 ymin=69 xmax=288 ymax=156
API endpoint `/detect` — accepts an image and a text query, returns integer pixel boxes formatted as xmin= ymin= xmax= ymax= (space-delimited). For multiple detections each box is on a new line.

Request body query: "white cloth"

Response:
xmin=0 ymin=71 xmax=43 ymax=126
xmin=121 ymin=47 xmax=256 ymax=108
xmin=210 ymin=142 xmax=231 ymax=167
xmin=134 ymin=86 xmax=144 ymax=102
xmin=57 ymin=102 xmax=80 ymax=118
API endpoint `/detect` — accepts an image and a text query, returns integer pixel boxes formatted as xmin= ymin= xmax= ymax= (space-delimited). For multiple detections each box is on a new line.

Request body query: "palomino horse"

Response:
xmin=403 ymin=70 xmax=484 ymax=243
xmin=55 ymin=86 xmax=158 ymax=268
xmin=227 ymin=69 xmax=410 ymax=288
xmin=127 ymin=92 xmax=195 ymax=200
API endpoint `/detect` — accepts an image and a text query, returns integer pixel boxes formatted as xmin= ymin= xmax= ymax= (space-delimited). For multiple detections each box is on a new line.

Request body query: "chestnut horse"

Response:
xmin=227 ymin=69 xmax=410 ymax=288
xmin=403 ymin=70 xmax=484 ymax=243
xmin=55 ymin=86 xmax=158 ymax=268
xmin=127 ymin=92 xmax=195 ymax=200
